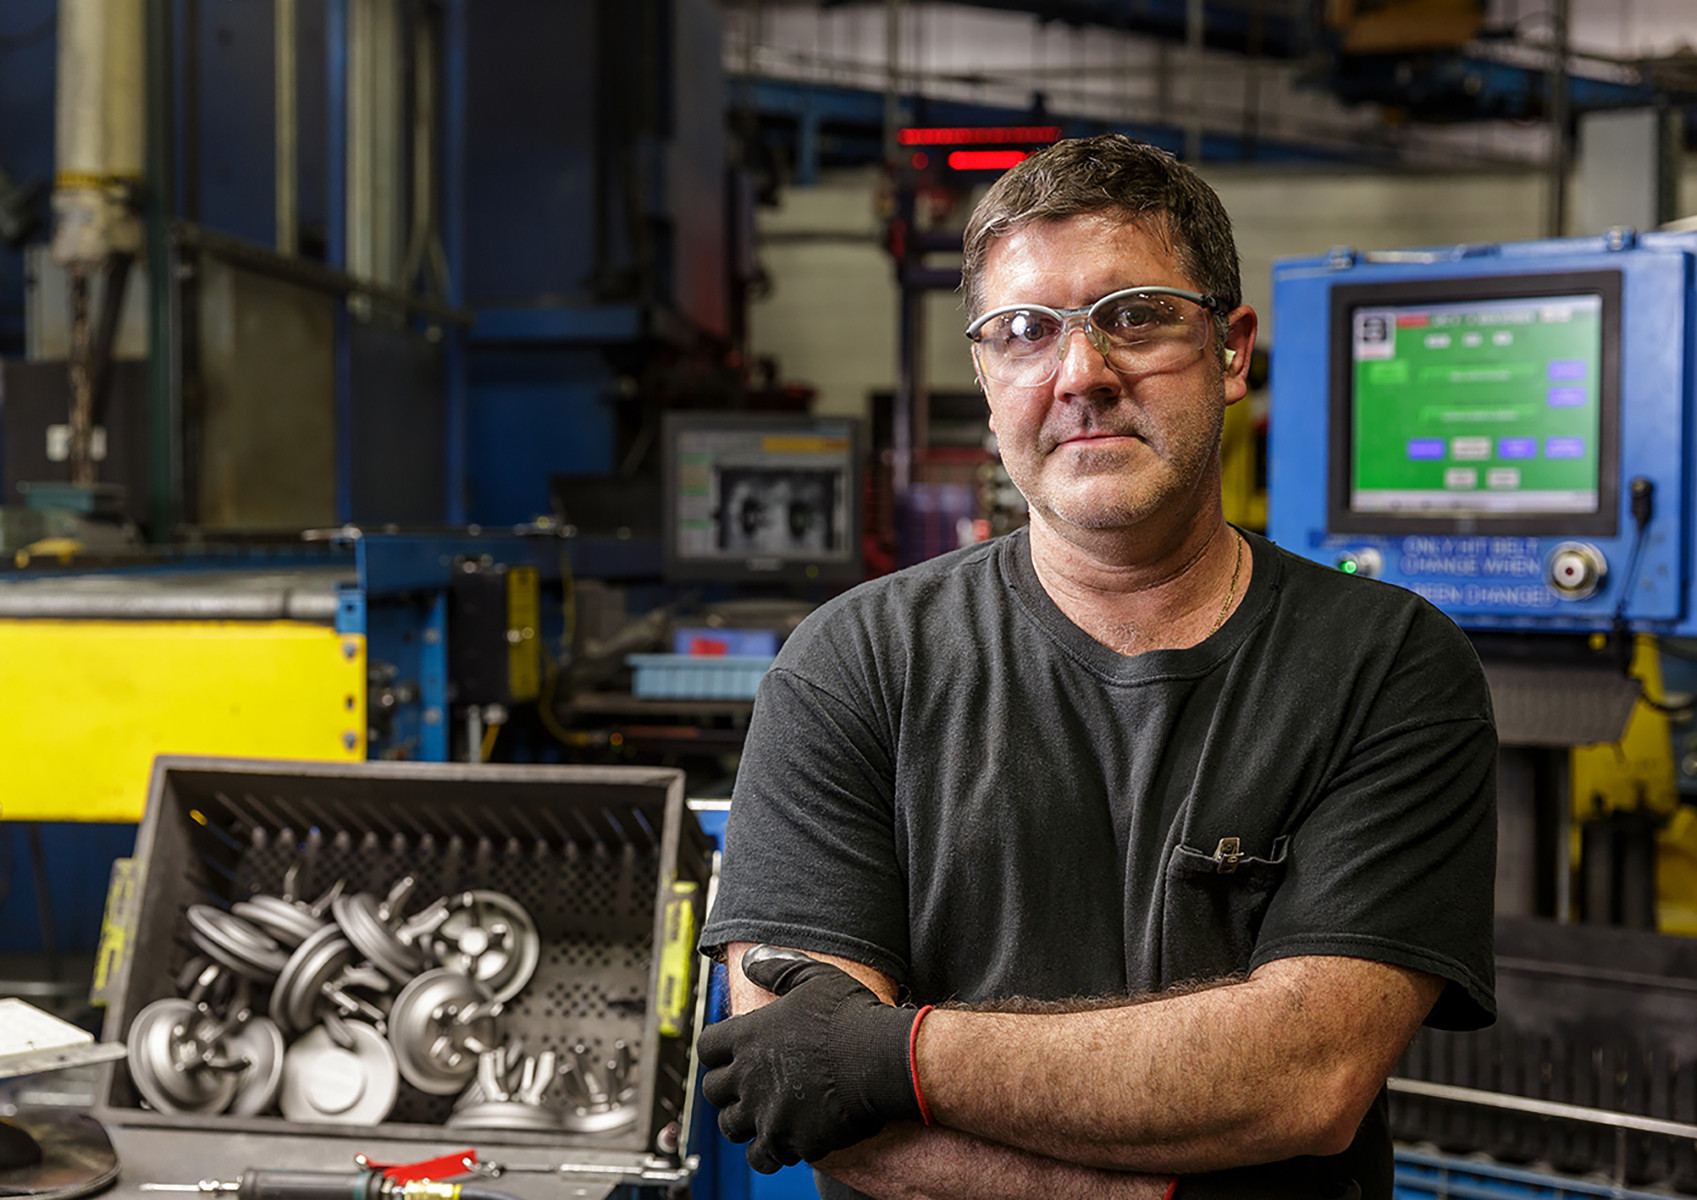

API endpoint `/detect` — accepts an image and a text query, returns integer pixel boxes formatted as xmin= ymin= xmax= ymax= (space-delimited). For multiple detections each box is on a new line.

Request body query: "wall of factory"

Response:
xmin=747 ymin=167 xmax=977 ymax=420
xmin=1211 ymin=166 xmax=1544 ymax=342
xmin=749 ymin=160 xmax=1697 ymax=424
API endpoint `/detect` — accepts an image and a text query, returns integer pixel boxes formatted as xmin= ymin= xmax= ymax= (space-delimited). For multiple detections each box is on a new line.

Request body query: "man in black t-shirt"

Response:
xmin=697 ymin=135 xmax=1497 ymax=1200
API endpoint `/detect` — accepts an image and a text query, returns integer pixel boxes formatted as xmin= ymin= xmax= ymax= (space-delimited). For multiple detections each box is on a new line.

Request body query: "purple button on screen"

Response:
xmin=1546 ymin=386 xmax=1586 ymax=407
xmin=1545 ymin=437 xmax=1586 ymax=459
xmin=1548 ymin=360 xmax=1587 ymax=382
xmin=1406 ymin=439 xmax=1446 ymax=461
xmin=1497 ymin=437 xmax=1538 ymax=459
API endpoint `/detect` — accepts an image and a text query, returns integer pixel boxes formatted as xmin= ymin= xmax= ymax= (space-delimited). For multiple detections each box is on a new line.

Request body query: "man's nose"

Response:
xmin=1053 ymin=325 xmax=1119 ymax=397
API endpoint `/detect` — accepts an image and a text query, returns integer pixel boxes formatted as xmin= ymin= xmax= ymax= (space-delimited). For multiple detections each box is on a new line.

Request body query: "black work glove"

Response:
xmin=698 ymin=945 xmax=924 ymax=1173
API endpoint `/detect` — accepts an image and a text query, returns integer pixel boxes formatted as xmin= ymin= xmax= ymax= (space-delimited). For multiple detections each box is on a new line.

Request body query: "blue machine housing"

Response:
xmin=1268 ymin=231 xmax=1696 ymax=633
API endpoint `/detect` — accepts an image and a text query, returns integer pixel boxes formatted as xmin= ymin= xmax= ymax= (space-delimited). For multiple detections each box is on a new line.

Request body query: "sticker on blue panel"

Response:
xmin=1394 ymin=536 xmax=1559 ymax=609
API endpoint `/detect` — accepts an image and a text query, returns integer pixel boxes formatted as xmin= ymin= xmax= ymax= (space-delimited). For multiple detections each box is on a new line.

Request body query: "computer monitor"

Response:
xmin=1328 ymin=271 xmax=1621 ymax=537
xmin=662 ymin=411 xmax=863 ymax=584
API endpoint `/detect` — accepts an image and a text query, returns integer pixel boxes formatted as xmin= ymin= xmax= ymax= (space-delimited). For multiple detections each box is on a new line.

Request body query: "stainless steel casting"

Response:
xmin=278 ymin=1018 xmax=400 ymax=1124
xmin=386 ymin=968 xmax=502 ymax=1095
xmin=127 ymin=882 xmax=549 ymax=1128
xmin=429 ymin=890 xmax=541 ymax=1003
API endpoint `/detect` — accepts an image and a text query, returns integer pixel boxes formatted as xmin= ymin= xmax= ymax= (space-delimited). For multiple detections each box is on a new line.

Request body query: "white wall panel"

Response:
xmin=1204 ymin=167 xmax=1548 ymax=342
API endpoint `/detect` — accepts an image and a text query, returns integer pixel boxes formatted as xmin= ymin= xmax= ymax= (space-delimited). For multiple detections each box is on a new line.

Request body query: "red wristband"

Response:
xmin=908 ymin=1004 xmax=937 ymax=1126
xmin=1162 ymin=1177 xmax=1179 ymax=1200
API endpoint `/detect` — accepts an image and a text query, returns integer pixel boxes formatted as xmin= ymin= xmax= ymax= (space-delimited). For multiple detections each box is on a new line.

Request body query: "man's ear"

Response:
xmin=1223 ymin=306 xmax=1258 ymax=406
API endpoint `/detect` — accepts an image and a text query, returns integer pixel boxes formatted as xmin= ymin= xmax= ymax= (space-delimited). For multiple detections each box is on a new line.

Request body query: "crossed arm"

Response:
xmin=722 ymin=940 xmax=1443 ymax=1200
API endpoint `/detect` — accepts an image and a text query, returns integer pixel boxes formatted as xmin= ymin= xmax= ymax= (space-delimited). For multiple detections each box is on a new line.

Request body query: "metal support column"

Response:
xmin=443 ymin=0 xmax=468 ymax=525
xmin=145 ymin=0 xmax=179 ymax=537
xmin=327 ymin=0 xmax=353 ymax=523
xmin=892 ymin=182 xmax=918 ymax=496
xmin=1544 ymin=0 xmax=1571 ymax=237
xmin=798 ymin=95 xmax=820 ymax=188
xmin=276 ymin=0 xmax=298 ymax=255
xmin=1185 ymin=0 xmax=1204 ymax=162
xmin=883 ymin=0 xmax=901 ymax=163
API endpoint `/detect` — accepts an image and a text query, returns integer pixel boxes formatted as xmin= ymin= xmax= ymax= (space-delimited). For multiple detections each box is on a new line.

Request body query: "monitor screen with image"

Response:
xmin=662 ymin=412 xmax=863 ymax=584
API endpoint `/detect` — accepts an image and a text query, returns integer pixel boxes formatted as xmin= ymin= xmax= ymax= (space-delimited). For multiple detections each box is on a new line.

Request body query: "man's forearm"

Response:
xmin=816 ymin=1122 xmax=1171 ymax=1200
xmin=916 ymin=956 xmax=1441 ymax=1173
xmin=710 ymin=942 xmax=1439 ymax=1179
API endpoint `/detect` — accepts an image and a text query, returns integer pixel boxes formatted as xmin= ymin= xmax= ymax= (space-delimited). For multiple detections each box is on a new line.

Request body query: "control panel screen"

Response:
xmin=1329 ymin=272 xmax=1620 ymax=536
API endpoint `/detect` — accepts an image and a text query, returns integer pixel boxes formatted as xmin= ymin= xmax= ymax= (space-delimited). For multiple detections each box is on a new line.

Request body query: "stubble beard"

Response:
xmin=1013 ymin=403 xmax=1226 ymax=534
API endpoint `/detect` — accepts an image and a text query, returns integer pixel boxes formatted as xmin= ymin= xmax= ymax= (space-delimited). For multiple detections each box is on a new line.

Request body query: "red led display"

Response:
xmin=898 ymin=126 xmax=1062 ymax=146
xmin=947 ymin=149 xmax=1029 ymax=170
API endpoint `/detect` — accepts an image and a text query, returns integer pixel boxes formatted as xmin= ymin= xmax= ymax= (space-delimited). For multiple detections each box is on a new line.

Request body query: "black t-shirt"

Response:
xmin=702 ymin=527 xmax=1497 ymax=1198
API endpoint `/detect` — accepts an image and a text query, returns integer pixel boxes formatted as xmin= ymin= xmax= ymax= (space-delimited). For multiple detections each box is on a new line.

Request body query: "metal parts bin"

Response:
xmin=93 ymin=757 xmax=713 ymax=1193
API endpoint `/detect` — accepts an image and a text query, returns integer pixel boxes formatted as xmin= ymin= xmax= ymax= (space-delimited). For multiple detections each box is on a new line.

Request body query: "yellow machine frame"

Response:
xmin=1569 ymin=636 xmax=1695 ymax=934
xmin=0 ymin=619 xmax=366 ymax=822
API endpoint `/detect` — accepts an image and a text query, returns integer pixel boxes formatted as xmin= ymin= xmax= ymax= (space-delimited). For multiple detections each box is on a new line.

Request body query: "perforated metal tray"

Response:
xmin=95 ymin=757 xmax=713 ymax=1171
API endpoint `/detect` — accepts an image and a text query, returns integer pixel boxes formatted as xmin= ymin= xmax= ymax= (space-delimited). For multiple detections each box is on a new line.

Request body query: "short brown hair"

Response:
xmin=960 ymin=135 xmax=1242 ymax=335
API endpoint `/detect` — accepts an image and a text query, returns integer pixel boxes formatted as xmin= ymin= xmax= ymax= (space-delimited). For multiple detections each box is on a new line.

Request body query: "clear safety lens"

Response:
xmin=969 ymin=287 xmax=1216 ymax=388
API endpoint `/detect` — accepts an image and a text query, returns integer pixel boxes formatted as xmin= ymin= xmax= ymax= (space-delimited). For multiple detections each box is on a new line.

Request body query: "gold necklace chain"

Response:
xmin=1208 ymin=530 xmax=1244 ymax=636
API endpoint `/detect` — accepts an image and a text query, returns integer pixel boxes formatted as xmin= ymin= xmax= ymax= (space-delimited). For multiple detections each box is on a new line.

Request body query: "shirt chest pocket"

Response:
xmin=1160 ymin=835 xmax=1289 ymax=987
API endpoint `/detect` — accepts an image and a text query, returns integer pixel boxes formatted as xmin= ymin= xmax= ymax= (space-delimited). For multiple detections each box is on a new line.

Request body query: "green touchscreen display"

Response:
xmin=1350 ymin=293 xmax=1602 ymax=516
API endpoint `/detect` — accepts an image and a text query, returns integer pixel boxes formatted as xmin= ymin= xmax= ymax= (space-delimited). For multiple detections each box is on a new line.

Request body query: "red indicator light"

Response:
xmin=911 ymin=151 xmax=929 ymax=169
xmin=948 ymin=149 xmax=1029 ymax=171
xmin=898 ymin=126 xmax=1063 ymax=146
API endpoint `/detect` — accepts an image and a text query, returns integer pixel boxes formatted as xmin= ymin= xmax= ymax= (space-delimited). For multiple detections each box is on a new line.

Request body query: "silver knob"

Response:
xmin=1546 ymin=542 xmax=1605 ymax=600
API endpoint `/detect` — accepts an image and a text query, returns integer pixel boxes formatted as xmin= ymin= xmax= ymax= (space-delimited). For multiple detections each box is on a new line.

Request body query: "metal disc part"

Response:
xmin=279 ymin=1022 xmax=399 ymax=1125
xmin=331 ymin=893 xmax=426 ymax=985
xmin=0 ymin=1108 xmax=121 ymax=1200
xmin=445 ymin=1101 xmax=562 ymax=1132
xmin=224 ymin=1015 xmax=287 ymax=1116
xmin=185 ymin=906 xmax=289 ymax=982
xmin=269 ymin=925 xmax=357 ymax=1034
xmin=124 ymin=999 xmax=241 ymax=1116
xmin=232 ymin=896 xmax=324 ymax=948
xmin=431 ymin=892 xmax=541 ymax=1003
xmin=386 ymin=970 xmax=500 ymax=1095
